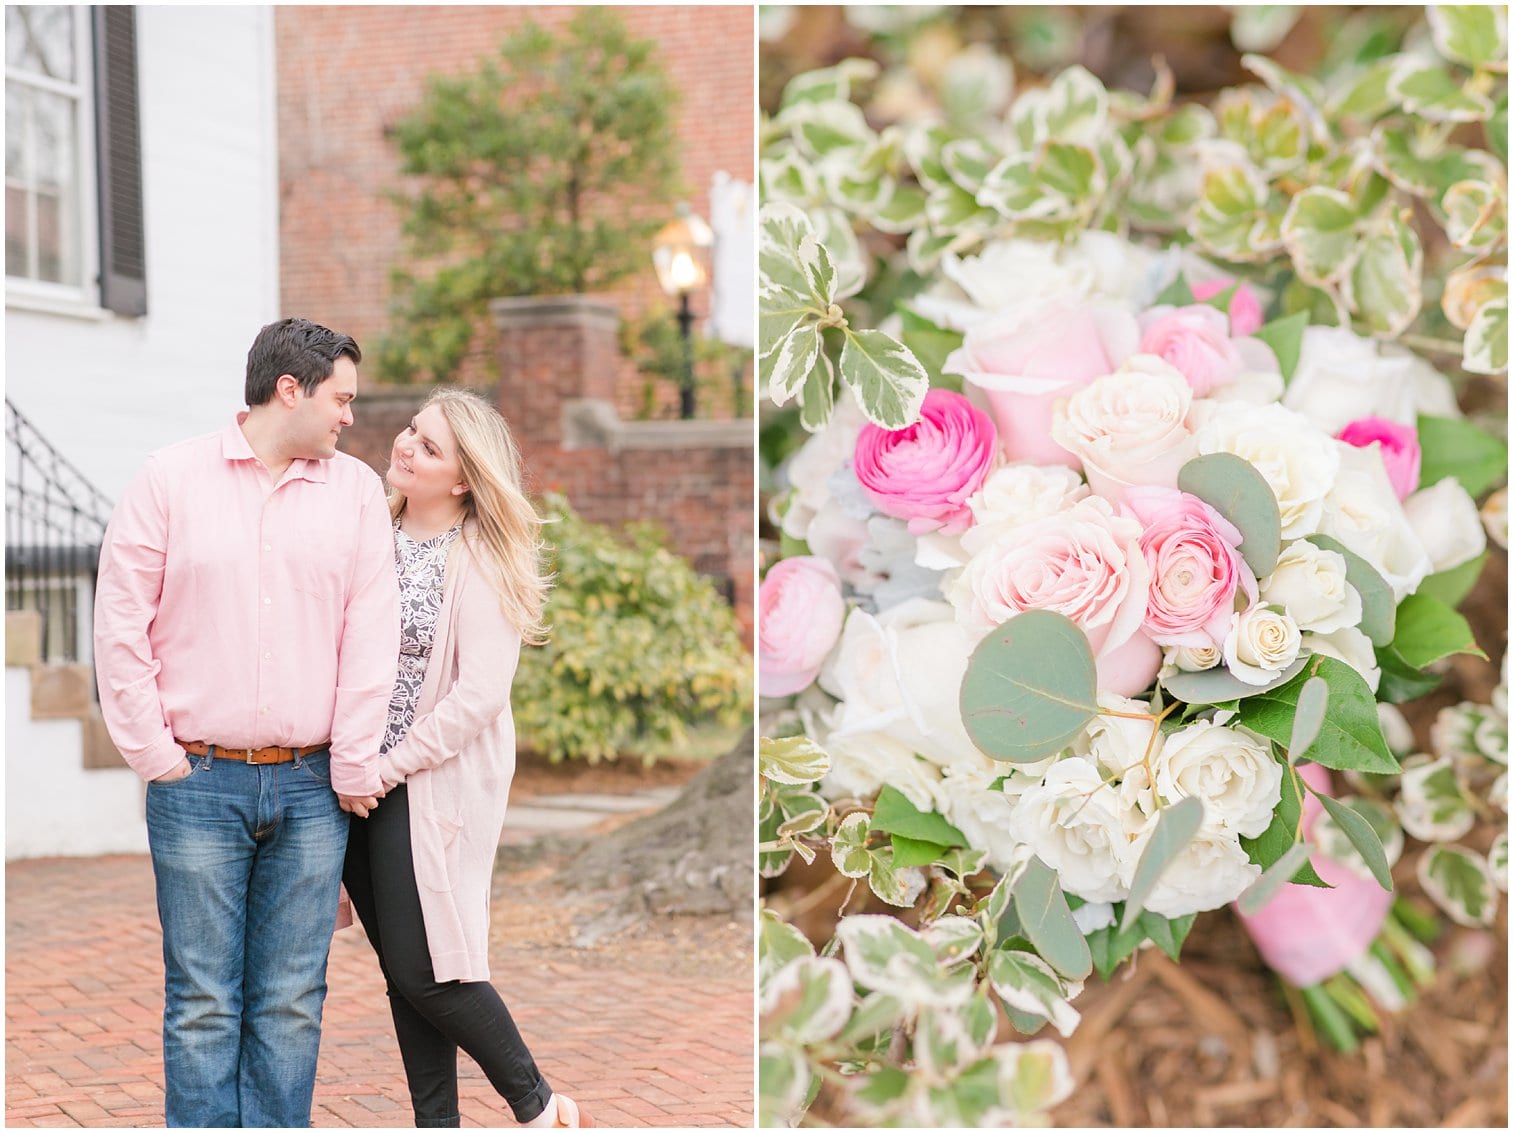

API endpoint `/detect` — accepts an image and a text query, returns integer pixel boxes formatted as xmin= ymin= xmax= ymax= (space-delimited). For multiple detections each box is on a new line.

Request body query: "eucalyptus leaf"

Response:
xmin=1010 ymin=855 xmax=1093 ymax=980
xmin=1315 ymin=793 xmax=1393 ymax=890
xmin=1121 ymin=796 xmax=1204 ymax=930
xmin=1304 ymin=534 xmax=1395 ymax=646
xmin=1289 ymin=676 xmax=1329 ymax=763
xmin=960 ymin=609 xmax=1100 ymax=764
xmin=1236 ymin=841 xmax=1315 ymax=915
xmin=1162 ymin=653 xmax=1308 ymax=705
xmin=1177 ymin=452 xmax=1282 ymax=577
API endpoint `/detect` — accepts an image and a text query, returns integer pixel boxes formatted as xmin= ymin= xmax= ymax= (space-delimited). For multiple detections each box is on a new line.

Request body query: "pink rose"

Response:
xmin=853 ymin=389 xmax=998 ymax=535
xmin=1336 ymin=417 xmax=1421 ymax=501
xmin=759 ymin=557 xmax=845 ymax=697
xmin=943 ymin=299 xmax=1139 ymax=467
xmin=1235 ymin=764 xmax=1394 ymax=986
xmin=1126 ymin=486 xmax=1258 ymax=649
xmin=1137 ymin=304 xmax=1260 ymax=398
xmin=1191 ymin=277 xmax=1264 ymax=336
xmin=948 ymin=496 xmax=1161 ymax=696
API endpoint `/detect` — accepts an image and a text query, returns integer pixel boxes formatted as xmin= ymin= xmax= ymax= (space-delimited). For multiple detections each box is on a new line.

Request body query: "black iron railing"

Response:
xmin=5 ymin=399 xmax=114 ymax=663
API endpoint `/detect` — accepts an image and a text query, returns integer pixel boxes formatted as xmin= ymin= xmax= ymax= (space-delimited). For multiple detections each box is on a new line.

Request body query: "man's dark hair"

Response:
xmin=244 ymin=318 xmax=362 ymax=406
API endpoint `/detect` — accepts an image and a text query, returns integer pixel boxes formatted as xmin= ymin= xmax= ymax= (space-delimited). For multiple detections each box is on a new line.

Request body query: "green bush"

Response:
xmin=512 ymin=496 xmax=751 ymax=763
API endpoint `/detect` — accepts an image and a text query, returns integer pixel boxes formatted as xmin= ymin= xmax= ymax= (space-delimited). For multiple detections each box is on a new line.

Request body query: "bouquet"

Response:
xmin=757 ymin=8 xmax=1506 ymax=1126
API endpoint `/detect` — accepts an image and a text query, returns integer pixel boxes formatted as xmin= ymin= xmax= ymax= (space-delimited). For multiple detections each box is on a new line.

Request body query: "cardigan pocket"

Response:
xmin=413 ymin=806 xmax=463 ymax=893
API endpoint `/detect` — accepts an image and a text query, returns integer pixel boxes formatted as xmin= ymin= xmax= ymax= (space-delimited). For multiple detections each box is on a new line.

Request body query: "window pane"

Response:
xmin=5 ymin=82 xmax=28 ymax=180
xmin=5 ymin=184 xmax=29 ymax=278
xmin=5 ymin=7 xmax=75 ymax=82
xmin=31 ymin=90 xmax=76 ymax=284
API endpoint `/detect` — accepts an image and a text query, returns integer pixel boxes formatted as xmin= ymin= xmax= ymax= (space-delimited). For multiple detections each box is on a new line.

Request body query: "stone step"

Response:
xmin=6 ymin=610 xmax=42 ymax=668
xmin=29 ymin=662 xmax=94 ymax=721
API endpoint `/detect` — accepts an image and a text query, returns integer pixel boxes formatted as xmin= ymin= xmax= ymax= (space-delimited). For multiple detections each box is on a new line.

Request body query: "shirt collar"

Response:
xmin=223 ymin=412 xmax=329 ymax=483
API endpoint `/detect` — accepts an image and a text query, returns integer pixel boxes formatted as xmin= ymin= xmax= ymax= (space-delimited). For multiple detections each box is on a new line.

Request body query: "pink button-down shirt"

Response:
xmin=93 ymin=416 xmax=400 ymax=796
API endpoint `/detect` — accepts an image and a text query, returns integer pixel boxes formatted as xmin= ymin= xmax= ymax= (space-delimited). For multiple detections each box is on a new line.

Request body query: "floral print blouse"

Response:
xmin=380 ymin=523 xmax=461 ymax=756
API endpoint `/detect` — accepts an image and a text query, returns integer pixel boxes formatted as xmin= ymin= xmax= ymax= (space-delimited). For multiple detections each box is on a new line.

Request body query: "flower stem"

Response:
xmin=1300 ymin=982 xmax=1360 ymax=1052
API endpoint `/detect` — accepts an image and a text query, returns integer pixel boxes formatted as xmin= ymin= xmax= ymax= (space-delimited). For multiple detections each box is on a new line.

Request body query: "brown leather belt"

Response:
xmin=178 ymin=739 xmax=330 ymax=765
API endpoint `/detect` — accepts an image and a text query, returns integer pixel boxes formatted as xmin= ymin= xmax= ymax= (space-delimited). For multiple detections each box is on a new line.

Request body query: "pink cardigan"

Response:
xmin=361 ymin=526 xmax=523 ymax=983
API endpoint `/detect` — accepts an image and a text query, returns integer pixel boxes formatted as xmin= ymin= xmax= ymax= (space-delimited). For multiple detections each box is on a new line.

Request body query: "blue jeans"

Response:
xmin=146 ymin=748 xmax=348 ymax=1128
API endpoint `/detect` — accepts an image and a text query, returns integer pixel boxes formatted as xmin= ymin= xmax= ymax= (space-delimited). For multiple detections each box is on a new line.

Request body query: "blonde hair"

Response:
xmin=388 ymin=388 xmax=551 ymax=645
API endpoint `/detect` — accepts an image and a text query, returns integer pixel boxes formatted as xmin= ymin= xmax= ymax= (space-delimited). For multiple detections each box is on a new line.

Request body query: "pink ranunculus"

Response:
xmin=1137 ymin=304 xmax=1257 ymax=398
xmin=1235 ymin=764 xmax=1395 ymax=987
xmin=1191 ymin=277 xmax=1265 ymax=336
xmin=759 ymin=557 xmax=845 ymax=698
xmin=1125 ymin=486 xmax=1258 ymax=650
xmin=942 ymin=298 xmax=1140 ymax=468
xmin=853 ymin=388 xmax=998 ymax=535
xmin=1336 ymin=417 xmax=1422 ymax=501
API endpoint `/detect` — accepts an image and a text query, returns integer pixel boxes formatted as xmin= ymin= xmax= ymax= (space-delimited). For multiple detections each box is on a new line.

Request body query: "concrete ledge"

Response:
xmin=29 ymin=663 xmax=94 ymax=720
xmin=490 ymin=295 xmax=619 ymax=333
xmin=562 ymin=399 xmax=754 ymax=453
xmin=6 ymin=611 xmax=42 ymax=667
xmin=81 ymin=707 xmax=129 ymax=771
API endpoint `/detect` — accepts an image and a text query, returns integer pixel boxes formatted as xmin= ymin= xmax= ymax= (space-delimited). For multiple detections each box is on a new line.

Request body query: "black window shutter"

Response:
xmin=93 ymin=6 xmax=146 ymax=317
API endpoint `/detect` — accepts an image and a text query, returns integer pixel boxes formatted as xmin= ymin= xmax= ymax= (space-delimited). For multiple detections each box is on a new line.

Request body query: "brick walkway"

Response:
xmin=6 ymin=853 xmax=753 ymax=1128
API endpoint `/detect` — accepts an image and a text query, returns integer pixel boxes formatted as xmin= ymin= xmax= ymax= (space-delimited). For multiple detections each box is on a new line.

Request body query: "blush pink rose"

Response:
xmin=1235 ymin=764 xmax=1394 ymax=986
xmin=1126 ymin=486 xmax=1258 ymax=649
xmin=759 ymin=557 xmax=845 ymax=697
xmin=1137 ymin=304 xmax=1260 ymax=398
xmin=1191 ymin=277 xmax=1265 ymax=336
xmin=853 ymin=388 xmax=998 ymax=535
xmin=943 ymin=298 xmax=1139 ymax=467
xmin=1336 ymin=417 xmax=1421 ymax=501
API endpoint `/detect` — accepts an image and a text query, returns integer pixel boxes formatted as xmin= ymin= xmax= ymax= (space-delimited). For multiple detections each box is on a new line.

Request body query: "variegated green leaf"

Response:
xmin=1281 ymin=187 xmax=1361 ymax=286
xmin=797 ymin=349 xmax=836 ymax=433
xmin=1418 ymin=844 xmax=1497 ymax=926
xmin=779 ymin=58 xmax=881 ymax=109
xmin=1394 ymin=756 xmax=1476 ymax=843
xmin=768 ymin=323 xmax=823 ymax=407
xmin=922 ymin=916 xmax=985 ymax=967
xmin=1388 ymin=60 xmax=1494 ymax=123
xmin=1428 ymin=5 xmax=1509 ymax=68
xmin=987 ymin=950 xmax=1083 ymax=1038
xmin=1343 ymin=213 xmax=1423 ymax=337
xmin=761 ymin=734 xmax=831 ymax=785
xmin=831 ymin=811 xmax=874 ymax=879
xmin=835 ymin=914 xmax=976 ymax=1009
xmin=1442 ymin=180 xmax=1506 ymax=252
xmin=1011 ymin=64 xmax=1108 ymax=148
xmin=783 ymin=98 xmax=877 ymax=162
xmin=759 ymin=203 xmax=817 ymax=295
xmin=761 ymin=955 xmax=854 ymax=1044
xmin=837 ymin=329 xmax=929 ymax=429
xmin=1463 ymin=297 xmax=1509 ymax=374
xmin=759 ymin=910 xmax=815 ymax=984
xmin=1192 ymin=161 xmax=1282 ymax=261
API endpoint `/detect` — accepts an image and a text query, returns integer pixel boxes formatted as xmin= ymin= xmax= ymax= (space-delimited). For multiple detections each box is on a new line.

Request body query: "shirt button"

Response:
xmin=260 ymin=707 xmax=269 ymax=715
xmin=264 ymin=652 xmax=272 ymax=661
xmin=263 ymin=544 xmax=272 ymax=552
xmin=264 ymin=597 xmax=272 ymax=605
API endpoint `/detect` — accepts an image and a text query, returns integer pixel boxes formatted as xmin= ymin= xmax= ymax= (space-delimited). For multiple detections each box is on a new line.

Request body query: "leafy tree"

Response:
xmin=379 ymin=9 xmax=683 ymax=382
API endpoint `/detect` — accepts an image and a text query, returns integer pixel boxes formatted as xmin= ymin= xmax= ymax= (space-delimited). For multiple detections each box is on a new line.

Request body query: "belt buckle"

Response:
xmin=239 ymin=747 xmax=259 ymax=764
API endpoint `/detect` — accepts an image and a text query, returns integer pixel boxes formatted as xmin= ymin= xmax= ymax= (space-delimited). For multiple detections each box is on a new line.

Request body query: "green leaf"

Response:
xmin=959 ymin=609 xmax=1100 ymax=764
xmin=797 ymin=348 xmax=836 ymax=433
xmin=1344 ymin=216 xmax=1422 ymax=338
xmin=1418 ymin=845 xmax=1497 ymax=926
xmin=1392 ymin=592 xmax=1487 ymax=668
xmin=1315 ymin=793 xmax=1393 ymax=890
xmin=1009 ymin=856 xmax=1093 ymax=981
xmin=890 ymin=835 xmax=952 ymax=869
xmin=837 ymin=329 xmax=929 ymax=430
xmin=1238 ymin=655 xmax=1400 ymax=775
xmin=767 ymin=323 xmax=823 ymax=408
xmin=1162 ymin=654 xmax=1309 ymax=705
xmin=1416 ymin=551 xmax=1487 ymax=607
xmin=897 ymin=305 xmax=964 ymax=389
xmin=1236 ymin=841 xmax=1315 ymax=915
xmin=1254 ymin=311 xmax=1309 ymax=382
xmin=1154 ymin=274 xmax=1198 ymax=307
xmin=1488 ymin=91 xmax=1509 ymax=165
xmin=1428 ymin=5 xmax=1508 ymax=68
xmin=1463 ymin=298 xmax=1509 ymax=376
xmin=761 ymin=735 xmax=831 ymax=785
xmin=1374 ymin=644 xmax=1444 ymax=703
xmin=759 ymin=910 xmax=816 ymax=983
xmin=830 ymin=811 xmax=874 ymax=879
xmin=1139 ymin=910 xmax=1197 ymax=962
xmin=839 ymin=991 xmax=905 ymax=1043
xmin=1389 ymin=60 xmax=1493 ymax=123
xmin=1122 ymin=796 xmax=1204 ymax=930
xmin=987 ymin=950 xmax=1081 ymax=1038
xmin=870 ymin=785 xmax=968 ymax=846
xmin=1289 ymin=676 xmax=1329 ymax=763
xmin=1177 ymin=453 xmax=1282 ymax=578
xmin=1281 ymin=187 xmax=1361 ymax=285
xmin=1416 ymin=414 xmax=1509 ymax=498
xmin=1304 ymin=534 xmax=1396 ymax=647
xmin=1240 ymin=763 xmax=1329 ymax=887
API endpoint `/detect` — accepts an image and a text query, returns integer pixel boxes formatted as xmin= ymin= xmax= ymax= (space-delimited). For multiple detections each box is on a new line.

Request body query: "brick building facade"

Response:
xmin=274 ymin=6 xmax=755 ymax=635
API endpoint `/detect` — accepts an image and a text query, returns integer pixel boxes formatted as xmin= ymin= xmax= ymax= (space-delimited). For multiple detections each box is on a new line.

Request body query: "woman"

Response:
xmin=342 ymin=388 xmax=591 ymax=1128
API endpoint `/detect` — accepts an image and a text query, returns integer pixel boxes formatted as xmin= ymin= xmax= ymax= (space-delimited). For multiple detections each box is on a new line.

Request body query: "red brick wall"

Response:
xmin=274 ymin=5 xmax=754 ymax=420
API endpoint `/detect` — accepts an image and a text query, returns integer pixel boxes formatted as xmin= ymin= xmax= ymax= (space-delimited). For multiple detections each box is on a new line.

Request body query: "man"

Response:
xmin=94 ymin=318 xmax=400 ymax=1127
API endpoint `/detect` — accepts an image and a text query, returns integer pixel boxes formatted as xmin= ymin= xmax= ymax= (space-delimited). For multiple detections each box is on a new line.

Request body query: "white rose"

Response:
xmin=1168 ymin=643 xmax=1223 ymax=672
xmin=1007 ymin=758 xmax=1136 ymax=903
xmin=960 ymin=464 xmax=1090 ymax=554
xmin=1304 ymin=625 xmax=1381 ymax=694
xmin=1195 ymin=402 xmax=1339 ymax=539
xmin=1317 ymin=443 xmax=1433 ymax=601
xmin=1284 ymin=326 xmax=1461 ymax=433
xmin=800 ymin=695 xmax=947 ymax=814
xmin=1154 ymin=721 xmax=1282 ymax=838
xmin=1070 ymin=694 xmax=1164 ymax=778
xmin=1140 ymin=827 xmax=1262 ymax=918
xmin=1051 ymin=356 xmax=1197 ymax=503
xmin=819 ymin=600 xmax=983 ymax=771
xmin=1260 ymin=540 xmax=1362 ymax=633
xmin=1403 ymin=477 xmax=1488 ymax=574
xmin=937 ymin=230 xmax=1167 ymax=317
xmin=1224 ymin=602 xmax=1301 ymax=685
xmin=938 ymin=766 xmax=1023 ymax=873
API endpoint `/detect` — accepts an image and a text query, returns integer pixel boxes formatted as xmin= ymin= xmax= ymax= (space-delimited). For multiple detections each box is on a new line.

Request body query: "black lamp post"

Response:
xmin=652 ymin=205 xmax=712 ymax=420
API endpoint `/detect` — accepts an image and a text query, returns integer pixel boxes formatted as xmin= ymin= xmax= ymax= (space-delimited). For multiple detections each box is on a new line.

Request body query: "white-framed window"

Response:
xmin=5 ymin=5 xmax=100 ymax=306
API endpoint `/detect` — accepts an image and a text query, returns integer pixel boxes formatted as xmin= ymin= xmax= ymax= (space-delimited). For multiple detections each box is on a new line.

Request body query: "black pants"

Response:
xmin=342 ymin=785 xmax=552 ymax=1128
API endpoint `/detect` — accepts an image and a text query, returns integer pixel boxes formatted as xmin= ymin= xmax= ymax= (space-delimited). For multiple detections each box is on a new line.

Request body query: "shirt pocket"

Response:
xmin=289 ymin=523 xmax=360 ymax=602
